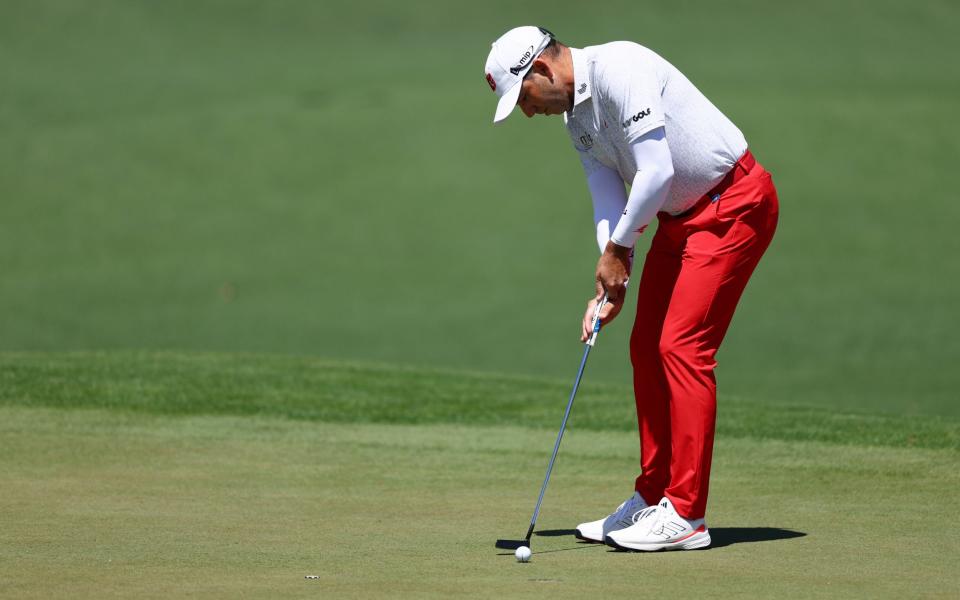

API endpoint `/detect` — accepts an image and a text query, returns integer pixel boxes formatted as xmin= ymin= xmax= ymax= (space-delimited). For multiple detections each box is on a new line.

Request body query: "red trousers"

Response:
xmin=631 ymin=151 xmax=779 ymax=519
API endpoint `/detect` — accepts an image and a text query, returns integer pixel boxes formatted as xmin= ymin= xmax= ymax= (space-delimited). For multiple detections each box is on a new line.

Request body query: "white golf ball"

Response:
xmin=515 ymin=546 xmax=531 ymax=562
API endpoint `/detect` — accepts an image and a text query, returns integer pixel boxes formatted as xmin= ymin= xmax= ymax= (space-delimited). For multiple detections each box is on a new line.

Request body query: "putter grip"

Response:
xmin=586 ymin=294 xmax=608 ymax=347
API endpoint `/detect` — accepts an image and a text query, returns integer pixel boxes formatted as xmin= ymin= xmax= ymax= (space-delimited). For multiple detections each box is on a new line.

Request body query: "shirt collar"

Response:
xmin=569 ymin=47 xmax=592 ymax=107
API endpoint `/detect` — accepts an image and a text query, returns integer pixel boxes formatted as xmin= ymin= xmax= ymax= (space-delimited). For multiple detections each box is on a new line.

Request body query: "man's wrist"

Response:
xmin=604 ymin=240 xmax=632 ymax=257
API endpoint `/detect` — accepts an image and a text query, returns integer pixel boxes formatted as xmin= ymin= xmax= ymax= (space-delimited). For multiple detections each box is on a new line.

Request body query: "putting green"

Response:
xmin=1 ymin=353 xmax=957 ymax=598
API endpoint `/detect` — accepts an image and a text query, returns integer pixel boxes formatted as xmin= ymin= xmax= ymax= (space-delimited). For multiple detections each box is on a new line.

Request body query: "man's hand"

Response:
xmin=581 ymin=282 xmax=625 ymax=342
xmin=596 ymin=240 xmax=632 ymax=302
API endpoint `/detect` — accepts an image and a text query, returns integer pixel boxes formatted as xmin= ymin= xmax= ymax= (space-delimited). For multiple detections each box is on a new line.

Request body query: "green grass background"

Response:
xmin=2 ymin=0 xmax=958 ymax=415
xmin=2 ymin=2 xmax=959 ymax=597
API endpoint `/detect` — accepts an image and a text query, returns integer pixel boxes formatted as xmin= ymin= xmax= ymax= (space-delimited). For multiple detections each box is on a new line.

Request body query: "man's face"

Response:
xmin=517 ymin=60 xmax=571 ymax=118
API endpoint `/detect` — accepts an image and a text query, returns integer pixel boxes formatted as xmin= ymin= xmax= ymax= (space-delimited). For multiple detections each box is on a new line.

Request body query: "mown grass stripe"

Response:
xmin=1 ymin=351 xmax=957 ymax=450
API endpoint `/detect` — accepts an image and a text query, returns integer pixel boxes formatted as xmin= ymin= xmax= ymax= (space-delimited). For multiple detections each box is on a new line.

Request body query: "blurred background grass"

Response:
xmin=1 ymin=0 xmax=957 ymax=415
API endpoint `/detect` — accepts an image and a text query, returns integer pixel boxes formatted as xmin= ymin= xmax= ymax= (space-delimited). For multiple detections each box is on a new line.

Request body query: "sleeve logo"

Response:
xmin=622 ymin=108 xmax=652 ymax=129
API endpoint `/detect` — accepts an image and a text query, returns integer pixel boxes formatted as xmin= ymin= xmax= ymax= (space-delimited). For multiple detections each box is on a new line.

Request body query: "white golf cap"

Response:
xmin=484 ymin=26 xmax=554 ymax=123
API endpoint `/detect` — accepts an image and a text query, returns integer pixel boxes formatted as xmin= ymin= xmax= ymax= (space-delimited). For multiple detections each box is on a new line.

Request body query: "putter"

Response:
xmin=496 ymin=293 xmax=609 ymax=550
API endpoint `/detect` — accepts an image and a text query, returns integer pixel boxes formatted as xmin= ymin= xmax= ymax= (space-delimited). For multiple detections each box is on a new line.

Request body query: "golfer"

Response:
xmin=484 ymin=27 xmax=779 ymax=551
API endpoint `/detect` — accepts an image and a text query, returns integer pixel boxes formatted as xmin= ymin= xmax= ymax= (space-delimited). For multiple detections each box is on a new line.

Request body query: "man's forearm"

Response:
xmin=586 ymin=164 xmax=628 ymax=253
xmin=609 ymin=127 xmax=674 ymax=248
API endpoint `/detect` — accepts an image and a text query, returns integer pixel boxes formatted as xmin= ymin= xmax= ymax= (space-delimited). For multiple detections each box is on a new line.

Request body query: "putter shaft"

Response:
xmin=523 ymin=295 xmax=607 ymax=541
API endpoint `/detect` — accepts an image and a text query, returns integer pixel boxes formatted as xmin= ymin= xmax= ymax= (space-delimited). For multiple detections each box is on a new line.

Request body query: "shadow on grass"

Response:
xmin=531 ymin=527 xmax=806 ymax=551
xmin=495 ymin=530 xmax=603 ymax=556
xmin=709 ymin=527 xmax=806 ymax=548
xmin=534 ymin=529 xmax=578 ymax=537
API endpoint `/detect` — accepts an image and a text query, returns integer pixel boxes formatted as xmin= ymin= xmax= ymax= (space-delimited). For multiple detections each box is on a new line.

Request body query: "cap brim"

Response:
xmin=493 ymin=80 xmax=523 ymax=123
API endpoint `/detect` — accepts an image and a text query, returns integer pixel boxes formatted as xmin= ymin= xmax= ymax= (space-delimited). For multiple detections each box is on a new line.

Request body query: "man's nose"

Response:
xmin=521 ymin=103 xmax=535 ymax=118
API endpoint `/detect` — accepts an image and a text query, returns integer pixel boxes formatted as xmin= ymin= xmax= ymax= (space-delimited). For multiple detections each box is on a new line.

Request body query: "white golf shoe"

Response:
xmin=605 ymin=497 xmax=711 ymax=551
xmin=575 ymin=491 xmax=650 ymax=543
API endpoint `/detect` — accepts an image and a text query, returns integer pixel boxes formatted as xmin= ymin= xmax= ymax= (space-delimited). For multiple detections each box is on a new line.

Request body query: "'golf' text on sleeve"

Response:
xmin=594 ymin=53 xmax=666 ymax=144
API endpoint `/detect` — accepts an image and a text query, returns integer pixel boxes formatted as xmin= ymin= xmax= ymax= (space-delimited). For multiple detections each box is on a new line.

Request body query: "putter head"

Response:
xmin=495 ymin=538 xmax=529 ymax=550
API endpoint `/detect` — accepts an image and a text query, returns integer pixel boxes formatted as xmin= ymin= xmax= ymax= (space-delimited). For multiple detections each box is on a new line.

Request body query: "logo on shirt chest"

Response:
xmin=579 ymin=134 xmax=594 ymax=149
xmin=622 ymin=108 xmax=652 ymax=129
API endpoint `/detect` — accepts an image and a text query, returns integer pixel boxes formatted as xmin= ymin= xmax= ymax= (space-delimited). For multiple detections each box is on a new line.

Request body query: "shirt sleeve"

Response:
xmin=594 ymin=53 xmax=666 ymax=144
xmin=583 ymin=159 xmax=628 ymax=253
xmin=609 ymin=127 xmax=674 ymax=248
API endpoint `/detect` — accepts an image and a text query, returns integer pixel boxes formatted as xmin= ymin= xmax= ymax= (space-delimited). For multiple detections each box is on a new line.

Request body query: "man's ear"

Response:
xmin=530 ymin=58 xmax=554 ymax=82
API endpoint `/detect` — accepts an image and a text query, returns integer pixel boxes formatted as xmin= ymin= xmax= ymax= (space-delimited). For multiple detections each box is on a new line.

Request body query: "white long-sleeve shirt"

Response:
xmin=563 ymin=43 xmax=747 ymax=249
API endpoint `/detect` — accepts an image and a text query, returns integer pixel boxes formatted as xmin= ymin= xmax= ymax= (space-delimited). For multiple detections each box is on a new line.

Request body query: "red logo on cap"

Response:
xmin=486 ymin=73 xmax=496 ymax=92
